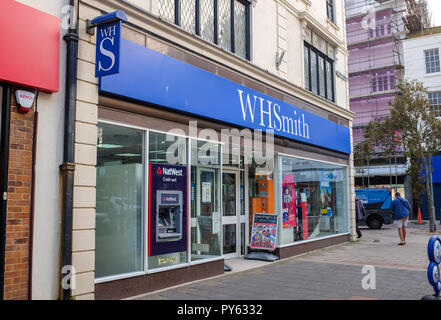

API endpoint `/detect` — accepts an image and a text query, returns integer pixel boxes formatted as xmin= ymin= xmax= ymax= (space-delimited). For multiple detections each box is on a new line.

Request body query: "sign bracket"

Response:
xmin=86 ymin=10 xmax=128 ymax=35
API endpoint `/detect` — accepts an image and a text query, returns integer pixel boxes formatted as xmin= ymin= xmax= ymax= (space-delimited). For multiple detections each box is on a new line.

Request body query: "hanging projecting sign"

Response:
xmin=91 ymin=11 xmax=127 ymax=78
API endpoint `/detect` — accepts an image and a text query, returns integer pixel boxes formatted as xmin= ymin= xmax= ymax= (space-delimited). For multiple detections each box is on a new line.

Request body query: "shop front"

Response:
xmin=92 ymin=32 xmax=352 ymax=299
xmin=0 ymin=0 xmax=60 ymax=300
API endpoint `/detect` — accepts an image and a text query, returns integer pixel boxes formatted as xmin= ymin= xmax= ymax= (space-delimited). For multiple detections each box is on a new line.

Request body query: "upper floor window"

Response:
xmin=428 ymin=91 xmax=441 ymax=117
xmin=425 ymin=49 xmax=440 ymax=74
xmin=372 ymin=70 xmax=394 ymax=93
xmin=304 ymin=30 xmax=335 ymax=102
xmin=369 ymin=23 xmax=391 ymax=38
xmin=327 ymin=0 xmax=335 ymax=23
xmin=158 ymin=0 xmax=250 ymax=59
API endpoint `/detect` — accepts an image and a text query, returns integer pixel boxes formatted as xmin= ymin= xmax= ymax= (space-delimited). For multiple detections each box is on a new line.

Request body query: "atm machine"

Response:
xmin=156 ymin=190 xmax=183 ymax=242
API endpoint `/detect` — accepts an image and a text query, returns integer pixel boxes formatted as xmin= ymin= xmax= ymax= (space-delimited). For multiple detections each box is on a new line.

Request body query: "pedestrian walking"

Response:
xmin=390 ymin=192 xmax=410 ymax=245
xmin=355 ymin=197 xmax=367 ymax=238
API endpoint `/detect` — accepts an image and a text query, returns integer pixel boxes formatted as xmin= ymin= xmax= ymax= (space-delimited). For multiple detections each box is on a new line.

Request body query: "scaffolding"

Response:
xmin=345 ymin=0 xmax=431 ymax=188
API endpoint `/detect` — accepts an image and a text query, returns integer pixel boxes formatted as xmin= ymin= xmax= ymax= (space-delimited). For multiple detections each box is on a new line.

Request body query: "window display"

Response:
xmin=279 ymin=156 xmax=348 ymax=245
xmin=96 ymin=123 xmax=145 ymax=279
xmin=248 ymin=163 xmax=275 ymax=242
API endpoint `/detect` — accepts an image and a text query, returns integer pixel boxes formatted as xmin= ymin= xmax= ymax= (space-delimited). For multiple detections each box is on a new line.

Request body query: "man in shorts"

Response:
xmin=391 ymin=192 xmax=410 ymax=245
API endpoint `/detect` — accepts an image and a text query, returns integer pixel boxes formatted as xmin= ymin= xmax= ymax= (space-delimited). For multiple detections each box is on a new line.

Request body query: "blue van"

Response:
xmin=355 ymin=188 xmax=394 ymax=229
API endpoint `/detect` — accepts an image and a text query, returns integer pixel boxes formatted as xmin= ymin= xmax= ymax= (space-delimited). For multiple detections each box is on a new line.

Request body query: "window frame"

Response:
xmin=161 ymin=0 xmax=251 ymax=60
xmin=326 ymin=0 xmax=335 ymax=23
xmin=277 ymin=153 xmax=350 ymax=248
xmin=304 ymin=41 xmax=335 ymax=103
xmin=425 ymin=48 xmax=441 ymax=74
xmin=428 ymin=91 xmax=441 ymax=116
xmin=94 ymin=119 xmax=227 ymax=283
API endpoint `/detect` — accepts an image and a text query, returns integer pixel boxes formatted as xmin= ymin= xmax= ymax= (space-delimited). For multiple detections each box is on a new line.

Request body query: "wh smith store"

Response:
xmin=85 ymin=11 xmax=354 ymax=299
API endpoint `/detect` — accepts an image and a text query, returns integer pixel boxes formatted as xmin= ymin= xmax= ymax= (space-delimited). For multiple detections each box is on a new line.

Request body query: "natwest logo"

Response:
xmin=155 ymin=166 xmax=183 ymax=176
xmin=162 ymin=167 xmax=183 ymax=177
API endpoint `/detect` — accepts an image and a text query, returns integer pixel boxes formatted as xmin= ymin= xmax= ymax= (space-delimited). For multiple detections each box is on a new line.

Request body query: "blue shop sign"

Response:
xmin=100 ymin=39 xmax=351 ymax=154
xmin=92 ymin=11 xmax=127 ymax=77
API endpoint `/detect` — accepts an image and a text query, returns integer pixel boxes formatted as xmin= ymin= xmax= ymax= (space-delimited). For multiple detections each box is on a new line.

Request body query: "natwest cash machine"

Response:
xmin=149 ymin=163 xmax=188 ymax=257
xmin=156 ymin=190 xmax=183 ymax=242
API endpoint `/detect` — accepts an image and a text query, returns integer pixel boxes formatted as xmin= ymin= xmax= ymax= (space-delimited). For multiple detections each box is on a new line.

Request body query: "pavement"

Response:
xmin=130 ymin=221 xmax=441 ymax=300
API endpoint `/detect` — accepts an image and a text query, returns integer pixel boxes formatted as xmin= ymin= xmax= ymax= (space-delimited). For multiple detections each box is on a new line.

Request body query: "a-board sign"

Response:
xmin=250 ymin=213 xmax=278 ymax=251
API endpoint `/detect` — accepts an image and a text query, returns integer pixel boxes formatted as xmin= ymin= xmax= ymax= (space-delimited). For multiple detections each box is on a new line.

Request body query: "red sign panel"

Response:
xmin=0 ymin=0 xmax=60 ymax=92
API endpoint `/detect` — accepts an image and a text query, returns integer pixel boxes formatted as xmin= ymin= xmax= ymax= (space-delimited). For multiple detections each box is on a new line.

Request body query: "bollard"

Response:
xmin=422 ymin=236 xmax=441 ymax=300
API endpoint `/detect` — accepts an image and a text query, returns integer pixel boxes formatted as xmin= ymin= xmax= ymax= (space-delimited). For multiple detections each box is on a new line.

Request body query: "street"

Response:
xmin=132 ymin=222 xmax=439 ymax=300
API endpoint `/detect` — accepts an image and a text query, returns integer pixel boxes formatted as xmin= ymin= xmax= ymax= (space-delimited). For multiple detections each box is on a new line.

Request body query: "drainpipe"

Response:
xmin=0 ymin=85 xmax=11 ymax=300
xmin=28 ymin=91 xmax=39 ymax=300
xmin=60 ymin=0 xmax=78 ymax=300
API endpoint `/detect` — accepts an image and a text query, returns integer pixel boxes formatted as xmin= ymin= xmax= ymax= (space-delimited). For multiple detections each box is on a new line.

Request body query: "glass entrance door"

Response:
xmin=222 ymin=171 xmax=244 ymax=258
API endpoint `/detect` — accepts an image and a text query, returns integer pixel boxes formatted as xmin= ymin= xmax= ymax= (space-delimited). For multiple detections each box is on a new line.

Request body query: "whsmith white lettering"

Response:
xmin=98 ymin=25 xmax=117 ymax=72
xmin=237 ymin=89 xmax=310 ymax=139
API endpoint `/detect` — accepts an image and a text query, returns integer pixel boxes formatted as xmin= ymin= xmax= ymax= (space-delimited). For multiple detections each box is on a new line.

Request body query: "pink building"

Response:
xmin=346 ymin=0 xmax=430 ymax=191
xmin=346 ymin=5 xmax=404 ymax=144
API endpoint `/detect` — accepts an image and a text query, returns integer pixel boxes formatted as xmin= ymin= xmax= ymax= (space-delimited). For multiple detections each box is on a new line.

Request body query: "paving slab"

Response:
xmin=131 ymin=222 xmax=439 ymax=300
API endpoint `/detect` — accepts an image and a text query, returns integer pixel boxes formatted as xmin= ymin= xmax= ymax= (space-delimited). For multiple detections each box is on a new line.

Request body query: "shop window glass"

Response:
xmin=190 ymin=140 xmax=222 ymax=261
xmin=279 ymin=156 xmax=348 ymax=245
xmin=248 ymin=163 xmax=275 ymax=242
xmin=96 ymin=123 xmax=145 ymax=278
xmin=222 ymin=142 xmax=243 ymax=168
xmin=149 ymin=131 xmax=187 ymax=165
xmin=148 ymin=131 xmax=188 ymax=270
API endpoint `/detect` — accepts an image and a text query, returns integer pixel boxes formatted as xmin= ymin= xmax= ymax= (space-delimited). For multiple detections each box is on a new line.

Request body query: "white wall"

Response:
xmin=403 ymin=33 xmax=441 ymax=93
xmin=123 ymin=0 xmax=349 ymax=110
xmin=15 ymin=0 xmax=69 ymax=300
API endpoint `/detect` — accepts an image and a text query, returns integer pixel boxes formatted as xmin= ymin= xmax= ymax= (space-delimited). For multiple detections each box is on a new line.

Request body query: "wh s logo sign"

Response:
xmin=95 ymin=21 xmax=121 ymax=77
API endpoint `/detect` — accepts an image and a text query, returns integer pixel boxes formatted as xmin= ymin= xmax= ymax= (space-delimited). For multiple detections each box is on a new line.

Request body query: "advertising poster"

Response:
xmin=202 ymin=182 xmax=211 ymax=203
xmin=149 ymin=163 xmax=188 ymax=257
xmin=320 ymin=181 xmax=333 ymax=217
xmin=282 ymin=173 xmax=296 ymax=228
xmin=250 ymin=214 xmax=278 ymax=251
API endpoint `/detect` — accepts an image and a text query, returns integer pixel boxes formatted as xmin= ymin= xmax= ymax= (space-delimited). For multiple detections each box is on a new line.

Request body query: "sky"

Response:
xmin=427 ymin=0 xmax=441 ymax=27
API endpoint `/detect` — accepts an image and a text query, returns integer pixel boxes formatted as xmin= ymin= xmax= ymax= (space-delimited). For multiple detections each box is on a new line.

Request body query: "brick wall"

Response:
xmin=3 ymin=93 xmax=34 ymax=300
